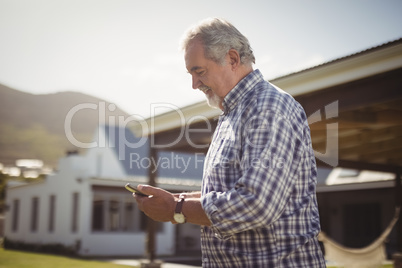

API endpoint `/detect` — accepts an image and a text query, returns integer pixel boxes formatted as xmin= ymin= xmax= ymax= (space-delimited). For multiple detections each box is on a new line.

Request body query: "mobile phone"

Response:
xmin=125 ymin=183 xmax=149 ymax=197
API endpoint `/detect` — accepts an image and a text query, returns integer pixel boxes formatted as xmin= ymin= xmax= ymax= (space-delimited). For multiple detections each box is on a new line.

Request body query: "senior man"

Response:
xmin=134 ymin=18 xmax=326 ymax=267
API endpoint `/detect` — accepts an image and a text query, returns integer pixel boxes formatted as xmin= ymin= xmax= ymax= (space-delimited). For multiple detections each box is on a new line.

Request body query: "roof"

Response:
xmin=272 ymin=38 xmax=402 ymax=80
xmin=270 ymin=38 xmax=402 ymax=97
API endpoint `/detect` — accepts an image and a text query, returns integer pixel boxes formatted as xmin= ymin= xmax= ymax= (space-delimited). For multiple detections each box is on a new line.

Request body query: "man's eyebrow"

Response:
xmin=190 ymin=66 xmax=202 ymax=72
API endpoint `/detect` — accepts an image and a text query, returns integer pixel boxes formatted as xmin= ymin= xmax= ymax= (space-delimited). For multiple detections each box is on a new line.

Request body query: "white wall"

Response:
xmin=4 ymin=154 xmax=176 ymax=256
xmin=4 ymin=155 xmax=88 ymax=247
xmin=79 ymin=224 xmax=174 ymax=256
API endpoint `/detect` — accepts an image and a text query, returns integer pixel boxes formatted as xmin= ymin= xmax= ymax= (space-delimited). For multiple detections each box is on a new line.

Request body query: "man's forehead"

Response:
xmin=185 ymin=41 xmax=206 ymax=72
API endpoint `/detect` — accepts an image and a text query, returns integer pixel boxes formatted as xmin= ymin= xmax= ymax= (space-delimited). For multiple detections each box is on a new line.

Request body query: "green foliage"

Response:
xmin=0 ymin=123 xmax=70 ymax=167
xmin=0 ymin=84 xmax=130 ymax=168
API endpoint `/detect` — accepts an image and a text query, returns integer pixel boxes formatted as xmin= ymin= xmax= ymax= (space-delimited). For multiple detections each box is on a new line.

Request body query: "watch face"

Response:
xmin=174 ymin=213 xmax=186 ymax=223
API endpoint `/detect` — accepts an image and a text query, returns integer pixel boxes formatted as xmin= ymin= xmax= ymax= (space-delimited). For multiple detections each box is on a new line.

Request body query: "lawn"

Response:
xmin=326 ymin=264 xmax=393 ymax=268
xmin=0 ymin=248 xmax=394 ymax=268
xmin=0 ymin=248 xmax=135 ymax=268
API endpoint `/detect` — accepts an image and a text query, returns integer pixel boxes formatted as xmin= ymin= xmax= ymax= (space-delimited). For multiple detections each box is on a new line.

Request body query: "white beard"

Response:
xmin=199 ymin=86 xmax=223 ymax=110
xmin=206 ymin=91 xmax=223 ymax=110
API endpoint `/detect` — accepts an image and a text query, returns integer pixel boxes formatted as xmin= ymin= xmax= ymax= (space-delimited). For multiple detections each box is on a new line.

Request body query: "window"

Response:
xmin=48 ymin=195 xmax=56 ymax=232
xmin=72 ymin=192 xmax=79 ymax=233
xmin=91 ymin=192 xmax=153 ymax=233
xmin=31 ymin=197 xmax=39 ymax=232
xmin=124 ymin=201 xmax=136 ymax=231
xmin=109 ymin=200 xmax=120 ymax=231
xmin=12 ymin=199 xmax=19 ymax=232
xmin=92 ymin=200 xmax=104 ymax=231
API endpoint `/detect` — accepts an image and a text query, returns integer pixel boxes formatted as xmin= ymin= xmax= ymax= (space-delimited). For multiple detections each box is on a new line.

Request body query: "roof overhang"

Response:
xmin=271 ymin=40 xmax=402 ymax=96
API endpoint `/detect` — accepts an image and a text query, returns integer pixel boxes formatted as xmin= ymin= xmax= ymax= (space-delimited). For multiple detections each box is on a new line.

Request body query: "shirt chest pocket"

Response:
xmin=209 ymin=136 xmax=239 ymax=169
xmin=205 ymin=119 xmax=242 ymax=177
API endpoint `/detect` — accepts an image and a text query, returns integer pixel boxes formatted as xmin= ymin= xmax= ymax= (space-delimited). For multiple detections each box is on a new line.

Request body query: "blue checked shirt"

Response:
xmin=200 ymin=69 xmax=326 ymax=267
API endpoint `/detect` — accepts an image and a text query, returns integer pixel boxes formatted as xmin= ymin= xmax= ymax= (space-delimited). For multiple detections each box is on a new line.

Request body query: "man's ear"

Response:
xmin=228 ymin=49 xmax=241 ymax=70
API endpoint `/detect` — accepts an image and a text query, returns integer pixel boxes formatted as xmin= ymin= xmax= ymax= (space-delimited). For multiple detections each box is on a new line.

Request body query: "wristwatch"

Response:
xmin=173 ymin=194 xmax=186 ymax=224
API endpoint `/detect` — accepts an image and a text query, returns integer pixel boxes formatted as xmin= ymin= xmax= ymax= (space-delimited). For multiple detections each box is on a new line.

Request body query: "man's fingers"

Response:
xmin=137 ymin=184 xmax=154 ymax=194
xmin=138 ymin=184 xmax=167 ymax=196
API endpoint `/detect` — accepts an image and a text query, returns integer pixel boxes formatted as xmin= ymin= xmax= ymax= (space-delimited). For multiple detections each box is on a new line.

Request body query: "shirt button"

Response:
xmin=200 ymin=228 xmax=204 ymax=233
xmin=203 ymin=258 xmax=209 ymax=262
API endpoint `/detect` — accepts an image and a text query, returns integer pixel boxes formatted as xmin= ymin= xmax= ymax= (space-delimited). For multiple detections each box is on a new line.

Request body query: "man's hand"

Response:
xmin=134 ymin=186 xmax=212 ymax=226
xmin=133 ymin=185 xmax=176 ymax=222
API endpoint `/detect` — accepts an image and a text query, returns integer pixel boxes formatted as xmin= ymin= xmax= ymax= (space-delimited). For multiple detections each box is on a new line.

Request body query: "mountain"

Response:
xmin=0 ymin=83 xmax=132 ymax=167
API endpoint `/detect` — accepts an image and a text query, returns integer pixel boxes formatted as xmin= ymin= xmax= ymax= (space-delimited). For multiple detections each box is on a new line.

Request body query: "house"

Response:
xmin=4 ymin=125 xmax=205 ymax=257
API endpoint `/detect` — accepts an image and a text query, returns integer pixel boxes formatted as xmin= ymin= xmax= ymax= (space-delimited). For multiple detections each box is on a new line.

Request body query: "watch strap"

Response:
xmin=175 ymin=194 xmax=185 ymax=213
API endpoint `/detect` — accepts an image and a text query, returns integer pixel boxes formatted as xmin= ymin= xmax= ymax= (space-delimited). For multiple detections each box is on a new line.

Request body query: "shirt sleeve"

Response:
xmin=201 ymin=108 xmax=308 ymax=239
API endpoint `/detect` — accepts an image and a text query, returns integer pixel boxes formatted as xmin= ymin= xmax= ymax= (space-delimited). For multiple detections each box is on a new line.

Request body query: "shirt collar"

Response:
xmin=222 ymin=69 xmax=264 ymax=114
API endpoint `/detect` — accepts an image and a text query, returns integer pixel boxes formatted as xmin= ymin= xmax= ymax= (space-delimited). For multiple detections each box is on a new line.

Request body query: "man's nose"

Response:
xmin=192 ymin=75 xmax=202 ymax=90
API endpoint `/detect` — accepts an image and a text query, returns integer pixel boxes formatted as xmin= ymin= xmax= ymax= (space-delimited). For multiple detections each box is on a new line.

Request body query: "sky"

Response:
xmin=1 ymin=0 xmax=402 ymax=118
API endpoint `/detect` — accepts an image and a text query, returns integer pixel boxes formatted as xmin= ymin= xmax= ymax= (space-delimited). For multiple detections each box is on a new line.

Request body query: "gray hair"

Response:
xmin=180 ymin=18 xmax=255 ymax=66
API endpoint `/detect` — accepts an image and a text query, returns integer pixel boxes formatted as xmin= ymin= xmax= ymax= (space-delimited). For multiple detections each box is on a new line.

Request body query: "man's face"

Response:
xmin=184 ymin=39 xmax=233 ymax=109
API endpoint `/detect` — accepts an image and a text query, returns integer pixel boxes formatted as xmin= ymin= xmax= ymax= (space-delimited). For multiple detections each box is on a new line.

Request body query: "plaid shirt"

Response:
xmin=200 ymin=69 xmax=326 ymax=267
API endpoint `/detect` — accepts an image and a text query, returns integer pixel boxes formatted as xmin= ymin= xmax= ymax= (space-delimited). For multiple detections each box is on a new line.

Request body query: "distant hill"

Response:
xmin=0 ymin=83 xmax=132 ymax=167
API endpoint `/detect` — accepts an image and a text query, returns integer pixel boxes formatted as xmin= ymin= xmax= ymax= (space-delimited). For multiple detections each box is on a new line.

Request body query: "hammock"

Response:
xmin=318 ymin=207 xmax=400 ymax=268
